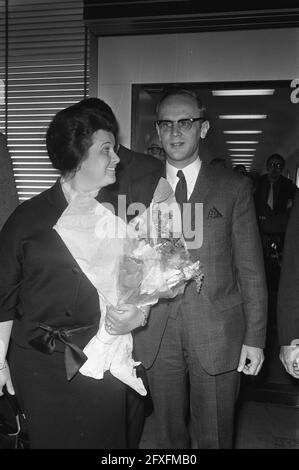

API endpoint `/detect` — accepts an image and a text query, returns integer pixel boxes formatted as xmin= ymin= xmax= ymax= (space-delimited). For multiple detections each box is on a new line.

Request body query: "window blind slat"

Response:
xmin=0 ymin=0 xmax=89 ymax=202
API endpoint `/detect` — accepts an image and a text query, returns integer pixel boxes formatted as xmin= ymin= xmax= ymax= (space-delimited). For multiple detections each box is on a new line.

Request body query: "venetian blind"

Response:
xmin=0 ymin=0 xmax=89 ymax=202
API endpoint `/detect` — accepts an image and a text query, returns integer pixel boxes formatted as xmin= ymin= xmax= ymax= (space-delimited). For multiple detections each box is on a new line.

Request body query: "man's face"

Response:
xmin=267 ymin=158 xmax=284 ymax=181
xmin=156 ymin=94 xmax=209 ymax=168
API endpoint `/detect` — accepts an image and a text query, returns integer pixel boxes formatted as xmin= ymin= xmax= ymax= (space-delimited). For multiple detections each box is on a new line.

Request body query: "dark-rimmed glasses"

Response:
xmin=268 ymin=162 xmax=283 ymax=169
xmin=156 ymin=117 xmax=204 ymax=132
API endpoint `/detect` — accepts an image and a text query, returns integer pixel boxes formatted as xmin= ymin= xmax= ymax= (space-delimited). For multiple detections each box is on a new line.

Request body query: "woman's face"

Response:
xmin=76 ymin=129 xmax=120 ymax=191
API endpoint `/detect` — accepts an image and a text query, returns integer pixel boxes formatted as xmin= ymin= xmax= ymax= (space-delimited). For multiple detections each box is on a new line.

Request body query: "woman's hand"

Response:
xmin=0 ymin=361 xmax=15 ymax=396
xmin=105 ymin=304 xmax=150 ymax=335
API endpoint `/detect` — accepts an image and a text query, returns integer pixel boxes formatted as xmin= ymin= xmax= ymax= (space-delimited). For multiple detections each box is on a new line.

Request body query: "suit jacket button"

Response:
xmin=65 ymin=310 xmax=72 ymax=317
xmin=72 ymin=266 xmax=80 ymax=274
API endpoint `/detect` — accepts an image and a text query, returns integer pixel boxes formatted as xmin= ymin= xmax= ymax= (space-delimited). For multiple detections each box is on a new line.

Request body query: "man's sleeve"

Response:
xmin=231 ymin=178 xmax=268 ymax=347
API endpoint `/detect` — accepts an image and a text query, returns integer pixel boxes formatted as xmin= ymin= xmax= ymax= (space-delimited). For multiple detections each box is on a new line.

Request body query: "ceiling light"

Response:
xmin=219 ymin=115 xmax=267 ymax=119
xmin=212 ymin=89 xmax=275 ymax=96
xmin=229 ymin=154 xmax=255 ymax=157
xmin=229 ymin=149 xmax=256 ymax=151
xmin=226 ymin=141 xmax=259 ymax=144
xmin=224 ymin=130 xmax=263 ymax=134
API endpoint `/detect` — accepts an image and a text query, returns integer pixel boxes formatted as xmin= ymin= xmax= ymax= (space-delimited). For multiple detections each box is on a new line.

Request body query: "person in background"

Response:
xmin=277 ymin=191 xmax=299 ymax=379
xmin=145 ymin=129 xmax=166 ymax=162
xmin=233 ymin=164 xmax=248 ymax=176
xmin=210 ymin=157 xmax=227 ymax=168
xmin=133 ymin=88 xmax=267 ymax=449
xmin=0 ymin=98 xmax=149 ymax=449
xmin=254 ymin=153 xmax=297 ymax=291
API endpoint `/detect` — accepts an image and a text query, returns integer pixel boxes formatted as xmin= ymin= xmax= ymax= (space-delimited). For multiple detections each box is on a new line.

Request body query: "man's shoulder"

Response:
xmin=118 ymin=145 xmax=163 ymax=172
xmin=207 ymin=164 xmax=248 ymax=188
xmin=280 ymin=175 xmax=297 ymax=189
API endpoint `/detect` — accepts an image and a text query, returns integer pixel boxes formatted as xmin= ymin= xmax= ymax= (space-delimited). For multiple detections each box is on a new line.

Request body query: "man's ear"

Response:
xmin=200 ymin=120 xmax=210 ymax=139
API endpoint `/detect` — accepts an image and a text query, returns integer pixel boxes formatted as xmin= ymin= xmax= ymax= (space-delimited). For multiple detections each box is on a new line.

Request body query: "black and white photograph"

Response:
xmin=0 ymin=0 xmax=299 ymax=455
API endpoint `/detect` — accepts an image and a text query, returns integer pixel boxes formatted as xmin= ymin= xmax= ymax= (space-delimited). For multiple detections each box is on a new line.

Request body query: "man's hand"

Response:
xmin=279 ymin=346 xmax=299 ymax=379
xmin=237 ymin=344 xmax=264 ymax=375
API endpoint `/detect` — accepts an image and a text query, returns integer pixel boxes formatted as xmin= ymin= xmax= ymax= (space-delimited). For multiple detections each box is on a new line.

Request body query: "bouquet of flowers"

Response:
xmin=53 ymin=178 xmax=203 ymax=395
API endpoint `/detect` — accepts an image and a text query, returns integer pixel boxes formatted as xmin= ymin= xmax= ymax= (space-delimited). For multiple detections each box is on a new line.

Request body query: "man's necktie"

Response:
xmin=267 ymin=182 xmax=274 ymax=210
xmin=175 ymin=170 xmax=188 ymax=208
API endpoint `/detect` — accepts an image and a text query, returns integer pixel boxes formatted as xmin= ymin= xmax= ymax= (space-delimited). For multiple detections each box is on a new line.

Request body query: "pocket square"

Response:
xmin=208 ymin=207 xmax=222 ymax=219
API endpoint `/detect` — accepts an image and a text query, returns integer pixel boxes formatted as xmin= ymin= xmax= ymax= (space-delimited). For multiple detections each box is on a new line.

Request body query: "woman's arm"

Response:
xmin=0 ymin=320 xmax=15 ymax=395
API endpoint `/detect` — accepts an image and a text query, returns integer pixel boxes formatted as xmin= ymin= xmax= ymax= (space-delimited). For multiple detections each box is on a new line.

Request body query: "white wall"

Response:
xmin=98 ymin=28 xmax=299 ymax=147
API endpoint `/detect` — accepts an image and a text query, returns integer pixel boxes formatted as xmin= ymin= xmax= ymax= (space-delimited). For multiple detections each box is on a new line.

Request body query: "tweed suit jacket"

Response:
xmin=133 ymin=162 xmax=268 ymax=375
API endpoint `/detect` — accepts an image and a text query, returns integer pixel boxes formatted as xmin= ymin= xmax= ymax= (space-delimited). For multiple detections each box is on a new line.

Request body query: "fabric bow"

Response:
xmin=29 ymin=323 xmax=93 ymax=381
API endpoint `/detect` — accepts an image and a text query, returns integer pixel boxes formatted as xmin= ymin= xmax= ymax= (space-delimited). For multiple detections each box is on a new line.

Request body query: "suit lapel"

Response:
xmin=188 ymin=161 xmax=215 ymax=206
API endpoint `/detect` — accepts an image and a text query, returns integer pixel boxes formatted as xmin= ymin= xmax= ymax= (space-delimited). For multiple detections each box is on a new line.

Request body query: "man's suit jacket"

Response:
xmin=277 ymin=192 xmax=299 ymax=345
xmin=133 ymin=162 xmax=268 ymax=375
xmin=104 ymin=145 xmax=164 ymax=206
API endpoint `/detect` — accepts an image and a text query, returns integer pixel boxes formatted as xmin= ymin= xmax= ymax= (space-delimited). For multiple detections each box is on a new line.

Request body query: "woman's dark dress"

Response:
xmin=0 ymin=180 xmax=127 ymax=449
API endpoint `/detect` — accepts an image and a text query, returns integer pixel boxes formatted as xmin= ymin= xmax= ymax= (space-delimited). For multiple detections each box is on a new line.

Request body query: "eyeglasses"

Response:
xmin=147 ymin=146 xmax=165 ymax=156
xmin=268 ymin=162 xmax=283 ymax=169
xmin=156 ymin=117 xmax=204 ymax=132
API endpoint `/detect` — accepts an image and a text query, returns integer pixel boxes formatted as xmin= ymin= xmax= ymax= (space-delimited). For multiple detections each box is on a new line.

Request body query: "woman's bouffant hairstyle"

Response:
xmin=46 ymin=98 xmax=119 ymax=175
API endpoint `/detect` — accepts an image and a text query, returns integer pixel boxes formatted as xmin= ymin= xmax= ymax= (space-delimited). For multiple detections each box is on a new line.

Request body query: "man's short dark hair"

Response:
xmin=46 ymin=98 xmax=118 ymax=175
xmin=266 ymin=153 xmax=285 ymax=168
xmin=156 ymin=88 xmax=206 ymax=119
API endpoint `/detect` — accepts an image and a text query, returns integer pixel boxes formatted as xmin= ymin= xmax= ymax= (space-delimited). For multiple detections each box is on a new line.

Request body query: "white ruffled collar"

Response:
xmin=60 ymin=177 xmax=99 ymax=203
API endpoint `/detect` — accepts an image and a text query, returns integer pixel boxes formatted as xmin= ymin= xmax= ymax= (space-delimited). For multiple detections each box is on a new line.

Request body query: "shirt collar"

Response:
xmin=166 ymin=157 xmax=201 ymax=197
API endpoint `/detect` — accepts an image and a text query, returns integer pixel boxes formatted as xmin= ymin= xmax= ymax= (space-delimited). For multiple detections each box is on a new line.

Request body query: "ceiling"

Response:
xmin=83 ymin=2 xmax=299 ymax=176
xmin=84 ymin=2 xmax=299 ymax=36
xmin=132 ymin=80 xmax=299 ymax=174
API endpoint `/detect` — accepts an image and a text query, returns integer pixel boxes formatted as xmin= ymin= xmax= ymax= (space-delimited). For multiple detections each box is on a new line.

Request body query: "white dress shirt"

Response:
xmin=166 ymin=158 xmax=202 ymax=200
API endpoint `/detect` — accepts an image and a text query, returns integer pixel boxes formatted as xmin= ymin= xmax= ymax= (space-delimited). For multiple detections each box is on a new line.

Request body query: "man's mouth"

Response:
xmin=170 ymin=142 xmax=184 ymax=148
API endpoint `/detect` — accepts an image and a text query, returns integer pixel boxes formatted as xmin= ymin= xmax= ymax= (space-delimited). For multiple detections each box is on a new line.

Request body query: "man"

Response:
xmin=254 ymin=154 xmax=297 ymax=291
xmin=145 ymin=130 xmax=166 ymax=162
xmin=255 ymin=154 xmax=297 ymax=234
xmin=133 ymin=89 xmax=267 ymax=449
xmin=277 ymin=192 xmax=299 ymax=379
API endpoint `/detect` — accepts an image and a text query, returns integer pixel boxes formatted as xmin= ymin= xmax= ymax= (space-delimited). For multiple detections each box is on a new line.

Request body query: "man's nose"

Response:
xmin=171 ymin=122 xmax=181 ymax=136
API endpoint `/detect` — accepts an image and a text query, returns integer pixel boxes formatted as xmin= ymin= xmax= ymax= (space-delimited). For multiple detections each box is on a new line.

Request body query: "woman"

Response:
xmin=0 ymin=98 xmax=147 ymax=449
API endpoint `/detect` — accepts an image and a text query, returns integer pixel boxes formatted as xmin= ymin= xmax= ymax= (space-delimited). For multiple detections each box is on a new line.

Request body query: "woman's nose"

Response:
xmin=111 ymin=148 xmax=120 ymax=164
